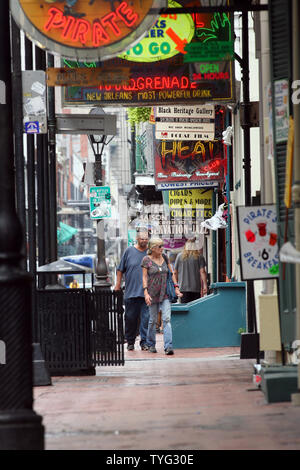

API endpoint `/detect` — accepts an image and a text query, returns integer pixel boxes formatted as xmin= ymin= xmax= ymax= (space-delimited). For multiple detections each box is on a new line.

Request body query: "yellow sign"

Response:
xmin=46 ymin=67 xmax=130 ymax=87
xmin=284 ymin=116 xmax=294 ymax=208
xmin=168 ymin=189 xmax=213 ymax=219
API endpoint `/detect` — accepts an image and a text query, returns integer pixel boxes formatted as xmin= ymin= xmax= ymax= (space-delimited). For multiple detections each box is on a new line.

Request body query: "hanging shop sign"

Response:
xmin=236 ymin=204 xmax=279 ymax=280
xmin=184 ymin=12 xmax=234 ymax=62
xmin=154 ymin=105 xmax=226 ymax=189
xmin=167 ymin=188 xmax=213 ymax=219
xmin=10 ymin=0 xmax=165 ymax=61
xmin=119 ymin=0 xmax=194 ymax=63
xmin=89 ymin=186 xmax=111 ymax=219
xmin=155 ymin=104 xmax=215 ymax=141
xmin=22 ymin=71 xmax=47 ymax=134
xmin=154 ymin=138 xmax=225 ymax=189
xmin=62 ymin=0 xmax=235 ymax=105
xmin=46 ymin=66 xmax=130 ymax=87
xmin=185 ymin=40 xmax=234 ymax=62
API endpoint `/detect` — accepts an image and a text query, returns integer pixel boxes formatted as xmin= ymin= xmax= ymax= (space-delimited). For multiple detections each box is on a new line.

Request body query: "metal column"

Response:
xmin=0 ymin=2 xmax=44 ymax=449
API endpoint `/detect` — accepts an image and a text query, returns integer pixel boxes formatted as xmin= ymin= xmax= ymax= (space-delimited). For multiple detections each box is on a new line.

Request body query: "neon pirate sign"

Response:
xmin=10 ymin=0 xmax=165 ymax=61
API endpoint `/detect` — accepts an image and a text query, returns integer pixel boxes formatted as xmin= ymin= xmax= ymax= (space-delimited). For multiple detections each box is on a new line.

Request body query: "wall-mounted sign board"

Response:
xmin=22 ymin=70 xmax=47 ymax=134
xmin=10 ymin=0 xmax=166 ymax=61
xmin=237 ymin=205 xmax=279 ymax=280
xmin=55 ymin=114 xmax=116 ymax=135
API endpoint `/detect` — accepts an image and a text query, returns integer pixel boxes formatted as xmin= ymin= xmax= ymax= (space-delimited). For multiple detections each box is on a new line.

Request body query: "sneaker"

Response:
xmin=149 ymin=346 xmax=157 ymax=353
xmin=165 ymin=348 xmax=174 ymax=355
xmin=141 ymin=344 xmax=149 ymax=351
xmin=127 ymin=344 xmax=134 ymax=351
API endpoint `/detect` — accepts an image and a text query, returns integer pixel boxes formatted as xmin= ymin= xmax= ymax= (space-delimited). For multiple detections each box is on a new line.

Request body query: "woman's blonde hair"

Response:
xmin=182 ymin=240 xmax=202 ymax=260
xmin=147 ymin=237 xmax=163 ymax=255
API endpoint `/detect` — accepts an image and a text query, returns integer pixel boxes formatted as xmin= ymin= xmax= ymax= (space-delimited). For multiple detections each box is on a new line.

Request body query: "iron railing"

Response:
xmin=36 ymin=289 xmax=124 ymax=375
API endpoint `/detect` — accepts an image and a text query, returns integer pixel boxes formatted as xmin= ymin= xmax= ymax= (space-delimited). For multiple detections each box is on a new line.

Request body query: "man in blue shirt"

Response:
xmin=114 ymin=229 xmax=149 ymax=351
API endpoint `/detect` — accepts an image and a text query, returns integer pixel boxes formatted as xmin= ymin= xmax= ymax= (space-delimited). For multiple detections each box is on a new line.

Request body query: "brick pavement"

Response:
xmin=33 ymin=334 xmax=300 ymax=450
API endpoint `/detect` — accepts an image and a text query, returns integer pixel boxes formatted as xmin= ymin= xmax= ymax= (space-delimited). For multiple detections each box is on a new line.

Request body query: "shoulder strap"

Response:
xmin=162 ymin=253 xmax=173 ymax=274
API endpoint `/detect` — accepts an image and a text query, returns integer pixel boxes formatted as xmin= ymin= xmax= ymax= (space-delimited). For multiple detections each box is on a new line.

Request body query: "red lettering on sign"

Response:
xmin=62 ymin=16 xmax=75 ymax=39
xmin=43 ymin=3 xmax=139 ymax=47
xmin=93 ymin=20 xmax=110 ymax=46
xmin=44 ymin=7 xmax=65 ymax=31
xmin=101 ymin=12 xmax=121 ymax=36
xmin=116 ymin=2 xmax=138 ymax=27
xmin=97 ymin=75 xmax=193 ymax=92
xmin=159 ymin=141 xmax=223 ymax=170
xmin=72 ymin=19 xmax=90 ymax=44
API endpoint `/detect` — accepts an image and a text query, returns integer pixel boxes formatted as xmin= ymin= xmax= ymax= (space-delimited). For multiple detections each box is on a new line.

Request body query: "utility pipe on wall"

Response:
xmin=291 ymin=0 xmax=300 ymax=406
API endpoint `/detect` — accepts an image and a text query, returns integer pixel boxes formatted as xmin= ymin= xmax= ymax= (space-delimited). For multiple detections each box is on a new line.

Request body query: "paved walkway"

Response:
xmin=33 ymin=334 xmax=300 ymax=450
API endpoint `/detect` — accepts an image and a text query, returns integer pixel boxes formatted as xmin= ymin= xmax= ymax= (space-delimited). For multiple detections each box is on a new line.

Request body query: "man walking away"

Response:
xmin=114 ymin=229 xmax=150 ymax=351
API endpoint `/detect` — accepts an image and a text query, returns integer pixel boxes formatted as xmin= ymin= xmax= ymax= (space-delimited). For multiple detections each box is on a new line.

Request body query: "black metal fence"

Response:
xmin=36 ymin=289 xmax=124 ymax=375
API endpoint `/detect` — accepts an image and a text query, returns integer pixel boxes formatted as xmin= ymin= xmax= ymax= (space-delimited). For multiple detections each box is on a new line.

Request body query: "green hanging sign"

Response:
xmin=184 ymin=40 xmax=234 ymax=62
xmin=89 ymin=186 xmax=111 ymax=219
xmin=184 ymin=12 xmax=234 ymax=63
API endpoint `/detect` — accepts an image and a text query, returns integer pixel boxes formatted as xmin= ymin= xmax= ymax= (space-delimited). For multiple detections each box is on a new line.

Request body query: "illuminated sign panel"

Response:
xmin=62 ymin=0 xmax=235 ymax=105
xmin=10 ymin=0 xmax=165 ymax=60
xmin=119 ymin=0 xmax=195 ymax=62
xmin=184 ymin=12 xmax=234 ymax=62
xmin=64 ymin=0 xmax=235 ymax=106
xmin=154 ymin=139 xmax=225 ymax=185
xmin=63 ymin=57 xmax=234 ymax=105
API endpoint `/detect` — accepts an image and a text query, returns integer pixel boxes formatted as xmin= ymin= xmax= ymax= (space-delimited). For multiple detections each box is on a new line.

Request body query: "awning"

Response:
xmin=37 ymin=259 xmax=93 ymax=274
xmin=57 ymin=221 xmax=78 ymax=244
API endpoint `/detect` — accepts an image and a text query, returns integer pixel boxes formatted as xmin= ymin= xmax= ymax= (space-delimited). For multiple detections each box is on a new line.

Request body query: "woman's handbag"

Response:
xmin=163 ymin=254 xmax=177 ymax=303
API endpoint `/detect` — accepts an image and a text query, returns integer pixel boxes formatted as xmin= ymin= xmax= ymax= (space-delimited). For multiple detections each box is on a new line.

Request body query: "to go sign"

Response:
xmin=119 ymin=0 xmax=195 ymax=62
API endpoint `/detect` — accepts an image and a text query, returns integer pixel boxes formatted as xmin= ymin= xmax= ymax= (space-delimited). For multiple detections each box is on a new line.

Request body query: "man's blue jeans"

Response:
xmin=147 ymin=298 xmax=173 ymax=350
xmin=124 ymin=297 xmax=149 ymax=346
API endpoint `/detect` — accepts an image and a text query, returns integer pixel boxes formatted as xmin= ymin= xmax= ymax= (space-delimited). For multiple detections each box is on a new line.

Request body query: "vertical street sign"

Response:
xmin=22 ymin=70 xmax=47 ymax=134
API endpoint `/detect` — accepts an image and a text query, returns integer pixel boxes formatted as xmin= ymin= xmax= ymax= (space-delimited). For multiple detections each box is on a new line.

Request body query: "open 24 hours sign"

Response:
xmin=237 ymin=205 xmax=279 ymax=280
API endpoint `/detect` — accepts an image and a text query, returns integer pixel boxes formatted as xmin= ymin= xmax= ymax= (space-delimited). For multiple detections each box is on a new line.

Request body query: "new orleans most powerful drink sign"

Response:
xmin=63 ymin=0 xmax=235 ymax=105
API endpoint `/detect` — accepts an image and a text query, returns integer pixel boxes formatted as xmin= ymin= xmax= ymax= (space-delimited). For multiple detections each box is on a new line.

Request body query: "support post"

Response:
xmin=11 ymin=18 xmax=27 ymax=271
xmin=239 ymin=10 xmax=259 ymax=360
xmin=94 ymin=152 xmax=111 ymax=290
xmin=291 ymin=0 xmax=300 ymax=406
xmin=0 ymin=2 xmax=44 ymax=449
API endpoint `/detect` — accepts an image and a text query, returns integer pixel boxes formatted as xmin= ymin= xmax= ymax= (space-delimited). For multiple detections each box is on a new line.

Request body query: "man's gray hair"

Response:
xmin=136 ymin=227 xmax=148 ymax=238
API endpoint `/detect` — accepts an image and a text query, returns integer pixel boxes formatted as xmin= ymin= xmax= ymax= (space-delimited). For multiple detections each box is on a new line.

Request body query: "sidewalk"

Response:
xmin=34 ymin=333 xmax=300 ymax=450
